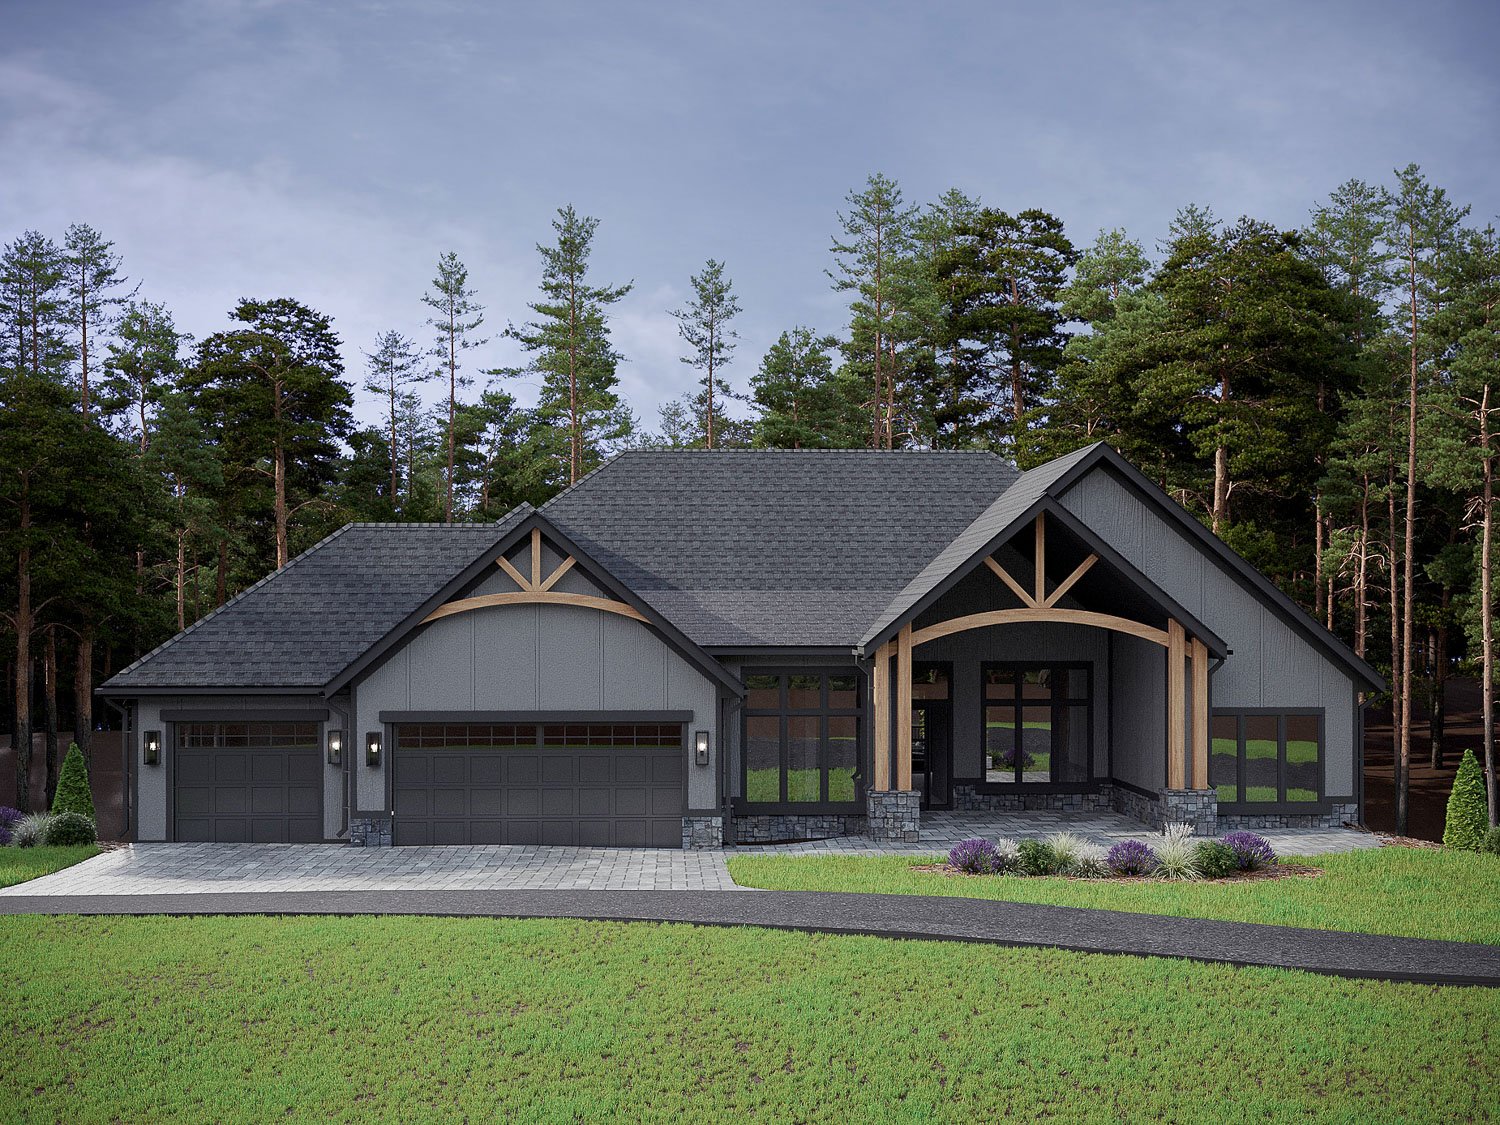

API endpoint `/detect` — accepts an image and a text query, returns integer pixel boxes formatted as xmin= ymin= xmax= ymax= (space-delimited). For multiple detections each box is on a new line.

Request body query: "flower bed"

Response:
xmin=938 ymin=827 xmax=1286 ymax=882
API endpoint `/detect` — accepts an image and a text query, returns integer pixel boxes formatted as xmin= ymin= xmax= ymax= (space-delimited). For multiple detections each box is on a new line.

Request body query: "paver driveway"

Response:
xmin=2 ymin=842 xmax=740 ymax=896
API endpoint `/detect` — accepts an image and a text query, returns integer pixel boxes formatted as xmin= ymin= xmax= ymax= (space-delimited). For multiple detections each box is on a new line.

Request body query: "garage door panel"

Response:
xmin=393 ymin=723 xmax=685 ymax=847
xmin=174 ymin=734 xmax=323 ymax=844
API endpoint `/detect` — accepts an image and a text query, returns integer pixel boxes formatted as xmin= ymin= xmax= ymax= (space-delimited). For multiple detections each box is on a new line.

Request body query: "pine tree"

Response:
xmin=505 ymin=205 xmax=634 ymax=485
xmin=362 ymin=330 xmax=425 ymax=512
xmin=750 ymin=327 xmax=859 ymax=448
xmin=422 ymin=253 xmax=485 ymax=523
xmin=146 ymin=394 xmax=223 ymax=630
xmin=828 ymin=174 xmax=916 ymax=448
xmin=100 ymin=300 xmax=186 ymax=453
xmin=1443 ymin=749 xmax=1490 ymax=849
xmin=671 ymin=259 xmax=742 ymax=449
xmin=0 ymin=231 xmax=69 ymax=380
xmin=62 ymin=223 xmax=134 ymax=420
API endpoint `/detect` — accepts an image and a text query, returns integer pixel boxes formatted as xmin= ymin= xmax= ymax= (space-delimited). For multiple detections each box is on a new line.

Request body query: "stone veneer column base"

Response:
xmin=681 ymin=815 xmax=724 ymax=849
xmin=349 ymin=817 xmax=392 ymax=847
xmin=866 ymin=789 xmax=921 ymax=842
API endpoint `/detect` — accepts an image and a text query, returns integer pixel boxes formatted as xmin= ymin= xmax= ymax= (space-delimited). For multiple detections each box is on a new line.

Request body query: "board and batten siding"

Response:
xmin=1058 ymin=466 xmax=1358 ymax=798
xmin=351 ymin=557 xmax=722 ymax=814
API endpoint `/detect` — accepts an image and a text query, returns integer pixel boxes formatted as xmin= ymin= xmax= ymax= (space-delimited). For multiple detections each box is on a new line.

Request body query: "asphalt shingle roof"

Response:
xmin=543 ymin=450 xmax=1019 ymax=646
xmin=102 ymin=510 xmax=530 ymax=691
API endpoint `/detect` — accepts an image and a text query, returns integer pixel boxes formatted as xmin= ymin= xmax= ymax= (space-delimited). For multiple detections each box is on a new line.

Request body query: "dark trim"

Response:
xmin=160 ymin=708 xmax=329 ymax=722
xmin=324 ymin=512 xmax=742 ymax=698
xmin=861 ymin=495 xmax=1228 ymax=657
xmin=974 ymin=661 xmax=1096 ymax=792
xmin=1355 ymin=696 xmax=1368 ymax=825
xmin=98 ymin=685 xmax=327 ymax=697
xmin=1106 ymin=632 xmax=1116 ymax=782
xmin=1051 ymin=446 xmax=1385 ymax=691
xmin=379 ymin=710 xmax=695 ymax=725
xmin=707 ymin=647 xmax=859 ymax=660
xmin=1211 ymin=707 xmax=1329 ymax=813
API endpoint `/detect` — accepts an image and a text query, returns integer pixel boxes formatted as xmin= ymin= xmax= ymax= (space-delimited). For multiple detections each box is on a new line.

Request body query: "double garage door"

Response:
xmin=392 ymin=722 xmax=685 ymax=847
xmin=173 ymin=722 xmax=322 ymax=843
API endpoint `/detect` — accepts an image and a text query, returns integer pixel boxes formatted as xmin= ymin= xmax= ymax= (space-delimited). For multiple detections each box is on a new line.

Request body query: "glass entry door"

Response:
xmin=912 ymin=663 xmax=953 ymax=810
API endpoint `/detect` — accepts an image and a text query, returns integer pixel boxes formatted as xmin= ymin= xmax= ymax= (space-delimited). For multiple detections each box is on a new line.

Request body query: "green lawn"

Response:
xmin=1 ymin=915 xmax=1493 ymax=1122
xmin=0 ymin=845 xmax=100 ymax=889
xmin=727 ymin=847 xmax=1500 ymax=945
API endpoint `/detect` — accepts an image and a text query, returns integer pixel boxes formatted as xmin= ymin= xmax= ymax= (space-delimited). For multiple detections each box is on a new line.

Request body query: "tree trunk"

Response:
xmin=1430 ymin=609 xmax=1448 ymax=770
xmin=73 ymin=625 xmax=93 ymax=761
xmin=1481 ymin=385 xmax=1497 ymax=826
xmin=1212 ymin=370 xmax=1230 ymax=534
xmin=388 ymin=381 xmax=399 ymax=509
xmin=1397 ymin=231 xmax=1420 ymax=837
xmin=273 ymin=380 xmax=288 ymax=569
xmin=1355 ymin=479 xmax=1369 ymax=658
xmin=568 ymin=274 xmax=581 ymax=484
xmin=79 ymin=270 xmax=90 ymax=419
xmin=13 ymin=489 xmax=33 ymax=812
xmin=1388 ymin=467 xmax=1403 ymax=832
xmin=446 ymin=308 xmax=456 ymax=522
xmin=176 ymin=526 xmax=188 ymax=632
xmin=1314 ymin=498 xmax=1326 ymax=621
xmin=42 ymin=626 xmax=59 ymax=809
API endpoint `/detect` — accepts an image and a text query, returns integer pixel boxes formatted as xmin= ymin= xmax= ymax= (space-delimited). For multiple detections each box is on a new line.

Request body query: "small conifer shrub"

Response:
xmin=1443 ymin=750 xmax=1490 ymax=851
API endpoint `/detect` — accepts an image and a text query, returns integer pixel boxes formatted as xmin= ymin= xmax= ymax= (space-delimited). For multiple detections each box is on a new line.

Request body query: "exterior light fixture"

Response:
xmin=326 ymin=730 xmax=343 ymax=766
xmin=365 ymin=731 xmax=382 ymax=768
xmin=143 ymin=730 xmax=161 ymax=767
xmin=694 ymin=730 xmax=710 ymax=767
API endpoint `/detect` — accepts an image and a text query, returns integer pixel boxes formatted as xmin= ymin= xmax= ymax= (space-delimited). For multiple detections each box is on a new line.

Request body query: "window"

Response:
xmin=981 ymin=664 xmax=1092 ymax=787
xmin=178 ymin=722 xmax=318 ymax=749
xmin=741 ymin=670 xmax=862 ymax=807
xmin=1209 ymin=710 xmax=1323 ymax=808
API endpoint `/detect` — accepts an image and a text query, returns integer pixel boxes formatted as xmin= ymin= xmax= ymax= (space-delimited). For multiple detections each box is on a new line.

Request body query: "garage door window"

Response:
xmin=179 ymin=722 xmax=318 ymax=748
xmin=741 ymin=670 xmax=862 ymax=810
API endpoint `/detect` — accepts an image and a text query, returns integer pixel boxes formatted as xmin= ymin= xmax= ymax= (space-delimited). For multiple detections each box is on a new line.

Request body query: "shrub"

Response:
xmin=992 ymin=837 xmax=1020 ymax=871
xmin=50 ymin=743 xmax=96 ymax=821
xmin=1195 ymin=840 xmax=1239 ymax=880
xmin=1071 ymin=842 xmax=1110 ymax=878
xmin=1482 ymin=825 xmax=1500 ymax=856
xmin=0 ymin=806 xmax=22 ymax=847
xmin=1044 ymin=832 xmax=1089 ymax=871
xmin=1221 ymin=830 xmax=1277 ymax=871
xmin=12 ymin=813 xmax=54 ymax=848
xmin=948 ymin=838 xmax=1003 ymax=875
xmin=996 ymin=746 xmax=1036 ymax=770
xmin=1154 ymin=823 xmax=1201 ymax=880
xmin=41 ymin=811 xmax=96 ymax=847
xmin=1016 ymin=838 xmax=1061 ymax=877
xmin=1443 ymin=750 xmax=1491 ymax=851
xmin=1106 ymin=839 xmax=1158 ymax=876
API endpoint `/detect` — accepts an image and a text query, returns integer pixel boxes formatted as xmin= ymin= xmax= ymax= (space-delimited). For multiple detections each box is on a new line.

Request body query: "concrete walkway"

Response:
xmin=1 ymin=887 xmax=1493 ymax=986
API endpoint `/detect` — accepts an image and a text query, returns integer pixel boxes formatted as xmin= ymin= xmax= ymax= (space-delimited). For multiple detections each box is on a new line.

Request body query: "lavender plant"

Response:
xmin=1105 ymin=839 xmax=1158 ymax=876
xmin=947 ymin=838 xmax=1004 ymax=875
xmin=1221 ymin=831 xmax=1278 ymax=871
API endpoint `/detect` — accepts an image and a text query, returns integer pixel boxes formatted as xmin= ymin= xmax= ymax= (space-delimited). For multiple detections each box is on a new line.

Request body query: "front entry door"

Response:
xmin=912 ymin=701 xmax=952 ymax=810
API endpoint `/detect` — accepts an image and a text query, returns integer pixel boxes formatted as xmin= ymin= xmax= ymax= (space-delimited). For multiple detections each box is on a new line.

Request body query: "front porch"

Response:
xmin=735 ymin=809 xmax=1380 ymax=856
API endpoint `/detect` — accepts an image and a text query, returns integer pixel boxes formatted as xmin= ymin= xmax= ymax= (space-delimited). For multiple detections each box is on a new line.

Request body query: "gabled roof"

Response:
xmin=100 ymin=509 xmax=532 ymax=693
xmin=541 ymin=449 xmax=1019 ymax=646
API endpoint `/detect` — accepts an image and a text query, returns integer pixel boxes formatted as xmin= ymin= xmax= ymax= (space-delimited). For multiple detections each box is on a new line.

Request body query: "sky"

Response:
xmin=3 ymin=0 xmax=1498 ymax=432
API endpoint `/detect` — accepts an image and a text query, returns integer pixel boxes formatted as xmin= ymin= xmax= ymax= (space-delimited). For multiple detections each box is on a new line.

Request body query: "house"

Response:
xmin=99 ymin=443 xmax=1383 ymax=848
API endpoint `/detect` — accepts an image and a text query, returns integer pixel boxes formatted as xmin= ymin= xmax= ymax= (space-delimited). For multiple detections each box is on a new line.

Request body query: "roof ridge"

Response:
xmin=105 ymin=522 xmax=359 ymax=684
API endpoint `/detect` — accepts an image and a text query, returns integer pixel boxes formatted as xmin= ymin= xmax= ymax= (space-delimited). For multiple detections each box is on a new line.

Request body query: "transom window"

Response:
xmin=393 ymin=724 xmax=683 ymax=750
xmin=178 ymin=722 xmax=319 ymax=749
xmin=981 ymin=664 xmax=1092 ymax=787
xmin=742 ymin=670 xmax=861 ymax=807
xmin=1210 ymin=711 xmax=1322 ymax=807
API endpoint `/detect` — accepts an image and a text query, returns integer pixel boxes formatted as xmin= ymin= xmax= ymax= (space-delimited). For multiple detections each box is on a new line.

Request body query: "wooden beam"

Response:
xmin=1034 ymin=514 xmax=1046 ymax=605
xmin=872 ymin=642 xmax=891 ymax=791
xmin=910 ymin=607 xmax=1171 ymax=650
xmin=1191 ymin=637 xmax=1209 ymax=789
xmin=1167 ymin=619 xmax=1186 ymax=790
xmin=530 ymin=527 xmax=542 ymax=589
xmin=896 ymin=623 xmax=913 ymax=791
xmin=1042 ymin=554 xmax=1098 ymax=608
xmin=496 ymin=555 xmax=533 ymax=592
xmin=984 ymin=556 xmax=1038 ymax=608
xmin=422 ymin=591 xmax=648 ymax=625
xmin=538 ymin=555 xmax=576 ymax=592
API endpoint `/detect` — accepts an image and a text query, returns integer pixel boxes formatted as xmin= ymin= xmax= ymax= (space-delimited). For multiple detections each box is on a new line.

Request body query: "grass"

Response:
xmin=0 ymin=844 xmax=100 ymax=889
xmin=728 ymin=846 xmax=1500 ymax=945
xmin=1 ymin=914 xmax=1494 ymax=1122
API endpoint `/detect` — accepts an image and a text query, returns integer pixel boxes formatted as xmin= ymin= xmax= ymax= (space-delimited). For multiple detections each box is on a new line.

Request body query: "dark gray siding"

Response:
xmin=1060 ymin=467 xmax=1357 ymax=797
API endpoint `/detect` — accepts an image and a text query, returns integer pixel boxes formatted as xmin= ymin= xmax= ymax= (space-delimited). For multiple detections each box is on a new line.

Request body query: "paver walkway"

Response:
xmin=1 ymin=888 xmax=1493 ymax=986
xmin=736 ymin=809 xmax=1381 ymax=856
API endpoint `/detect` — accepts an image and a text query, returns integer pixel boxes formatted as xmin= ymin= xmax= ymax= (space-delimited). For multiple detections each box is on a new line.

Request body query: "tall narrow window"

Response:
xmin=741 ymin=670 xmax=863 ymax=808
xmin=982 ymin=664 xmax=1092 ymax=787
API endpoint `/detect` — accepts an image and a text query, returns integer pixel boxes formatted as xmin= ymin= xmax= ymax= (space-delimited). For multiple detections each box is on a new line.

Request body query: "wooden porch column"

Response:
xmin=872 ymin=641 xmax=892 ymax=791
xmin=896 ymin=623 xmax=914 ymax=791
xmin=1166 ymin=619 xmax=1186 ymax=789
xmin=1190 ymin=638 xmax=1209 ymax=788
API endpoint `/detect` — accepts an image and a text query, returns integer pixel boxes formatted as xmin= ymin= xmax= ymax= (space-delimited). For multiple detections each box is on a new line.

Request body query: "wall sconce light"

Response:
xmin=365 ymin=731 xmax=382 ymax=767
xmin=694 ymin=730 xmax=710 ymax=767
xmin=143 ymin=730 xmax=161 ymax=767
xmin=326 ymin=729 xmax=343 ymax=766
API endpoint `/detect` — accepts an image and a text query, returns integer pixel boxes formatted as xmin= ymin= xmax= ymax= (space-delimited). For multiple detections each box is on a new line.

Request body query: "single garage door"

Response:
xmin=174 ymin=721 xmax=323 ymax=843
xmin=392 ymin=722 xmax=684 ymax=847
